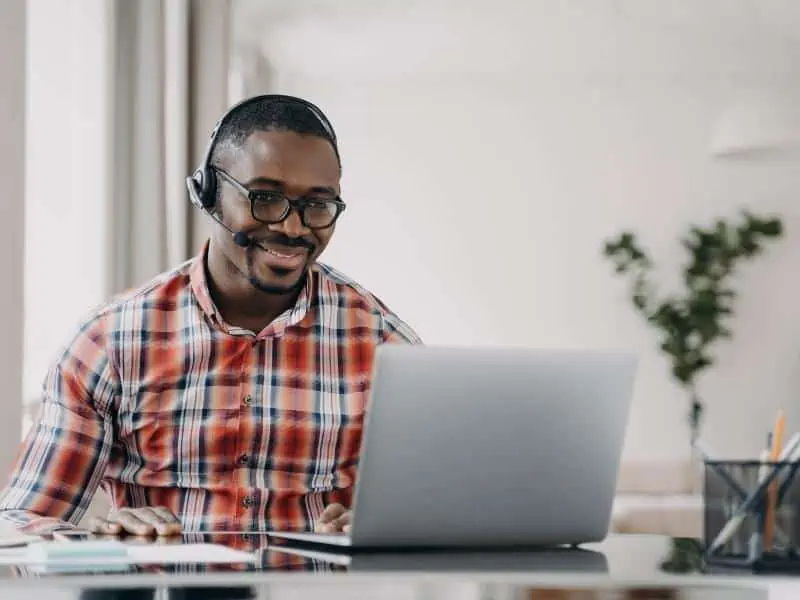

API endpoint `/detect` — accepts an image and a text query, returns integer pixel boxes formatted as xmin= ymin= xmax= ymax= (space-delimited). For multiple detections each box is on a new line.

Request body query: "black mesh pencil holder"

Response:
xmin=704 ymin=460 xmax=800 ymax=573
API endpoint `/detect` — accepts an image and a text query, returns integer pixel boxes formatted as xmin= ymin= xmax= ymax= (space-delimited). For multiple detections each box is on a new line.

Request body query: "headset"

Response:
xmin=185 ymin=94 xmax=338 ymax=213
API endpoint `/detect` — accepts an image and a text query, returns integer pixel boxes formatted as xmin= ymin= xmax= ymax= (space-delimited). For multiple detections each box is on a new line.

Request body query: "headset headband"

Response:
xmin=187 ymin=94 xmax=339 ymax=211
xmin=198 ymin=94 xmax=338 ymax=173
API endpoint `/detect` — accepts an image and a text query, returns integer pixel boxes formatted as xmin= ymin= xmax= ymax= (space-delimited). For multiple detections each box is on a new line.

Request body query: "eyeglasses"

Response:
xmin=215 ymin=167 xmax=346 ymax=230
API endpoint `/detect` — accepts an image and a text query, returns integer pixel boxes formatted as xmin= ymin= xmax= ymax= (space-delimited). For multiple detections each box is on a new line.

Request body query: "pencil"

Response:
xmin=764 ymin=410 xmax=785 ymax=549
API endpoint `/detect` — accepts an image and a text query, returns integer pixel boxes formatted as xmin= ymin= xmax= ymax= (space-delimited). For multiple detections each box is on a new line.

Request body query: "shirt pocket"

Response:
xmin=265 ymin=374 xmax=369 ymax=492
xmin=118 ymin=383 xmax=240 ymax=484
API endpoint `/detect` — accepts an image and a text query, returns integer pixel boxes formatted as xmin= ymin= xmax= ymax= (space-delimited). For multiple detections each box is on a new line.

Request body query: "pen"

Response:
xmin=758 ymin=433 xmax=773 ymax=486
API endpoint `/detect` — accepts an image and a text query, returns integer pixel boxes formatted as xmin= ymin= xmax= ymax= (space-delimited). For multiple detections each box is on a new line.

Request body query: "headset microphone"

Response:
xmin=205 ymin=207 xmax=253 ymax=249
xmin=186 ymin=173 xmax=254 ymax=248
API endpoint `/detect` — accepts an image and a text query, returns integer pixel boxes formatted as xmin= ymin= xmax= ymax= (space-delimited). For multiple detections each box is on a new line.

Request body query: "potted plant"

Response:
xmin=602 ymin=210 xmax=783 ymax=446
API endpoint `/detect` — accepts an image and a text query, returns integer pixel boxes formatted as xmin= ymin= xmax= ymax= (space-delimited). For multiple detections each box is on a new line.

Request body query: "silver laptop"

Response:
xmin=268 ymin=345 xmax=636 ymax=549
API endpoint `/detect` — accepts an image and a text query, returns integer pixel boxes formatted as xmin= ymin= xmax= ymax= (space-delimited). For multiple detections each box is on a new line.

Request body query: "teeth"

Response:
xmin=267 ymin=248 xmax=292 ymax=259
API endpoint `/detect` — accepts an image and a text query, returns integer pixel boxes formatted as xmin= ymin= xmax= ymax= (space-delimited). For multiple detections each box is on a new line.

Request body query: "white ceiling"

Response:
xmin=231 ymin=0 xmax=800 ymax=80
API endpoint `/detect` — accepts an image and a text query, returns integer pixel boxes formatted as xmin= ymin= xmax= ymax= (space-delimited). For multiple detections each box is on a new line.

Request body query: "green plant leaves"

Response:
xmin=601 ymin=210 xmax=784 ymax=443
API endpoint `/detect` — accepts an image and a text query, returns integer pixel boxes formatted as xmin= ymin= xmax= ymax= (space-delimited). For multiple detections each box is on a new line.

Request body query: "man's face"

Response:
xmin=213 ymin=130 xmax=341 ymax=294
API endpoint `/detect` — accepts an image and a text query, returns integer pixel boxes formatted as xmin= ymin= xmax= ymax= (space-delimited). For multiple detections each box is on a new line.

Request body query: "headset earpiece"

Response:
xmin=186 ymin=168 xmax=214 ymax=211
xmin=198 ymin=167 xmax=217 ymax=210
xmin=186 ymin=167 xmax=217 ymax=211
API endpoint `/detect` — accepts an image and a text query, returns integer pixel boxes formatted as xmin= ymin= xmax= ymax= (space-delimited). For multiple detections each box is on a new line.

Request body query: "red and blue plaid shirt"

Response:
xmin=0 ymin=245 xmax=420 ymax=532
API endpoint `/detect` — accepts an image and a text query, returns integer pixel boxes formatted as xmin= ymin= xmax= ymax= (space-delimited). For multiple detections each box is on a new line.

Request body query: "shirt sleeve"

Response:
xmin=381 ymin=311 xmax=423 ymax=345
xmin=0 ymin=313 xmax=117 ymax=532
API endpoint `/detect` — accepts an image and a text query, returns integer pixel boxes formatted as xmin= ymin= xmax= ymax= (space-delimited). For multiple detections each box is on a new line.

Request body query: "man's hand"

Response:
xmin=88 ymin=507 xmax=182 ymax=537
xmin=316 ymin=504 xmax=352 ymax=533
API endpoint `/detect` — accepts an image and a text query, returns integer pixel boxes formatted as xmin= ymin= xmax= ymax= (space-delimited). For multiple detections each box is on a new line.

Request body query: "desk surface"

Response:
xmin=0 ymin=533 xmax=796 ymax=599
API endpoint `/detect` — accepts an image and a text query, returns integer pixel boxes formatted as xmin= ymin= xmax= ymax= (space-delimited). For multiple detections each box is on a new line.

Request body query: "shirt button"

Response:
xmin=238 ymin=454 xmax=249 ymax=466
xmin=242 ymin=496 xmax=254 ymax=508
xmin=243 ymin=395 xmax=252 ymax=406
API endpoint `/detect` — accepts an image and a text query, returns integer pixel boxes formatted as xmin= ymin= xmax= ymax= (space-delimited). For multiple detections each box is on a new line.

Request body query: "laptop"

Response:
xmin=268 ymin=345 xmax=636 ymax=550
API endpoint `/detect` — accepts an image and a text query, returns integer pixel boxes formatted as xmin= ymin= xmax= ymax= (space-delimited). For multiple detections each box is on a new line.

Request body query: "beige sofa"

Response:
xmin=610 ymin=460 xmax=703 ymax=538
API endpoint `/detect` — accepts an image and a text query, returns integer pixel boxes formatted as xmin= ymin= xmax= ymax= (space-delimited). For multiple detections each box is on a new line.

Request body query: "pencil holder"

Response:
xmin=703 ymin=460 xmax=800 ymax=572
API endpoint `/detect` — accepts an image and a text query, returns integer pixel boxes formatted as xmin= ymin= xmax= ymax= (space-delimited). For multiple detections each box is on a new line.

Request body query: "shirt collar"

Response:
xmin=189 ymin=241 xmax=315 ymax=338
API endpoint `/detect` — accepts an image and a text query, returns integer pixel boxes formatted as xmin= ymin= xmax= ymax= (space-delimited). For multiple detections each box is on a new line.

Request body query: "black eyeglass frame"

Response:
xmin=215 ymin=167 xmax=346 ymax=229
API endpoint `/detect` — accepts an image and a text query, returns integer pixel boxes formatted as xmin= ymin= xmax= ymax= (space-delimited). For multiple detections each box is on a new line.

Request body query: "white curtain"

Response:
xmin=73 ymin=0 xmax=230 ymax=523
xmin=109 ymin=0 xmax=231 ymax=294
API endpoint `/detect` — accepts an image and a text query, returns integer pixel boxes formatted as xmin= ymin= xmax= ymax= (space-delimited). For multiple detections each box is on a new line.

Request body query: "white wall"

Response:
xmin=24 ymin=0 xmax=112 ymax=410
xmin=0 ymin=0 xmax=26 ymax=474
xmin=233 ymin=0 xmax=800 ymax=462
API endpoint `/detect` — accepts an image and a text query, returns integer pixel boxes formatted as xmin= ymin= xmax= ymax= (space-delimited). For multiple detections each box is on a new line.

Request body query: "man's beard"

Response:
xmin=246 ymin=254 xmax=309 ymax=295
xmin=247 ymin=270 xmax=308 ymax=295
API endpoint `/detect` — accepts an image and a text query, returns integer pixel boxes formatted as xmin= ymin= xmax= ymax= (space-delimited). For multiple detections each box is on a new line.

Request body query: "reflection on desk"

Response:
xmin=268 ymin=541 xmax=609 ymax=572
xmin=79 ymin=589 xmax=258 ymax=600
xmin=0 ymin=533 xmax=339 ymax=578
xmin=4 ymin=532 xmax=613 ymax=576
xmin=0 ymin=532 xmax=619 ymax=576
xmin=0 ymin=533 xmax=783 ymax=600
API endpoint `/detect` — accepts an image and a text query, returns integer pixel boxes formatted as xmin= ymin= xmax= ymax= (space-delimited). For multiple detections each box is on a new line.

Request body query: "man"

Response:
xmin=0 ymin=95 xmax=420 ymax=536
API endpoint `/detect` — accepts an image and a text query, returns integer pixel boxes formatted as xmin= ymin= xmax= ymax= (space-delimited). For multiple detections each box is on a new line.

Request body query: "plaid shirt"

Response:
xmin=0 ymin=245 xmax=420 ymax=532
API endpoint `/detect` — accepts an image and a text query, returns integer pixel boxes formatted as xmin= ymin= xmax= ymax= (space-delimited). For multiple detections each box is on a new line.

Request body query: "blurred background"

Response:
xmin=2 ymin=0 xmax=800 ymax=532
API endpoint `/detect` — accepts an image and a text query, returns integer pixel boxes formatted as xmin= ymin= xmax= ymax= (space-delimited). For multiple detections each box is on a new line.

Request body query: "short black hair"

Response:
xmin=209 ymin=96 xmax=340 ymax=170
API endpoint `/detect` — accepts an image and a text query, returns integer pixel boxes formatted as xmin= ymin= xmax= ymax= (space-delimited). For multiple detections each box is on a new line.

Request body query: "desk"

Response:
xmin=0 ymin=534 xmax=796 ymax=600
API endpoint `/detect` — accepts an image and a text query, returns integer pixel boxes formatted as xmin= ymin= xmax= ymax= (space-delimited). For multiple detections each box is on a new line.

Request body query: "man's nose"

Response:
xmin=274 ymin=207 xmax=311 ymax=239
